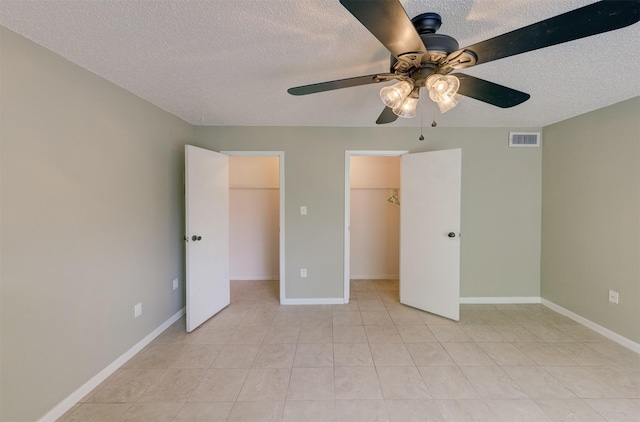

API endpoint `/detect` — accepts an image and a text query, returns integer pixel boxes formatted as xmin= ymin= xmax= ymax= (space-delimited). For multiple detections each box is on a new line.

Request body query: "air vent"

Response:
xmin=509 ymin=132 xmax=541 ymax=147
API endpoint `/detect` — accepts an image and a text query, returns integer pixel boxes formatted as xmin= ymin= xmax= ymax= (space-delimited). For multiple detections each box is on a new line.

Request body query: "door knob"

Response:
xmin=191 ymin=235 xmax=202 ymax=241
xmin=448 ymin=232 xmax=456 ymax=238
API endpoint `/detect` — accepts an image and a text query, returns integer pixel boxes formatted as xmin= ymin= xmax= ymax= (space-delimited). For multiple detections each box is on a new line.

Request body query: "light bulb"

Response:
xmin=380 ymin=80 xmax=414 ymax=109
xmin=392 ymin=89 xmax=419 ymax=118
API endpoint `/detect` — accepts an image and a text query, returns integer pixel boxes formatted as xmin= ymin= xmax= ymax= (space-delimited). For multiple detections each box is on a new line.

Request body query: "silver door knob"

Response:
xmin=448 ymin=232 xmax=456 ymax=238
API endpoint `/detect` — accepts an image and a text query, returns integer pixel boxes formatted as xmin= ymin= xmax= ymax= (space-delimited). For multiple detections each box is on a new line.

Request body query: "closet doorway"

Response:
xmin=349 ymin=155 xmax=401 ymax=293
xmin=344 ymin=149 xmax=462 ymax=321
xmin=344 ymin=151 xmax=406 ymax=302
xmin=225 ymin=151 xmax=285 ymax=303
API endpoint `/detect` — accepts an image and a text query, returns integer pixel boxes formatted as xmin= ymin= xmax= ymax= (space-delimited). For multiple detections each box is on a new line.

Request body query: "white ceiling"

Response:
xmin=1 ymin=0 xmax=639 ymax=127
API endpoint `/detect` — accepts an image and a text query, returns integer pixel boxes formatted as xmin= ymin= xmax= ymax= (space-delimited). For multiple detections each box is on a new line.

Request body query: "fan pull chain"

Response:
xmin=419 ymin=92 xmax=425 ymax=141
xmin=431 ymin=100 xmax=437 ymax=127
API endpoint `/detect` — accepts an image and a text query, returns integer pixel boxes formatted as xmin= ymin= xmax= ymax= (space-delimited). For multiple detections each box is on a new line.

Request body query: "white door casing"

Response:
xmin=400 ymin=149 xmax=461 ymax=321
xmin=185 ymin=145 xmax=230 ymax=332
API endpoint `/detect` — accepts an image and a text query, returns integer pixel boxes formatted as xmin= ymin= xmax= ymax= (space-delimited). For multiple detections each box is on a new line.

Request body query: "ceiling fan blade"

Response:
xmin=288 ymin=74 xmax=383 ymax=95
xmin=457 ymin=0 xmax=640 ymax=67
xmin=376 ymin=106 xmax=398 ymax=124
xmin=340 ymin=0 xmax=427 ymax=59
xmin=455 ymin=73 xmax=530 ymax=108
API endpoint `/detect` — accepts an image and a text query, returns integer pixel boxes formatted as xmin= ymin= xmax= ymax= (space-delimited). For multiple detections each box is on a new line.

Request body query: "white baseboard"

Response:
xmin=350 ymin=275 xmax=399 ymax=280
xmin=281 ymin=297 xmax=345 ymax=305
xmin=460 ymin=296 xmax=639 ymax=353
xmin=37 ymin=307 xmax=186 ymax=422
xmin=231 ymin=276 xmax=279 ymax=281
xmin=541 ymin=299 xmax=640 ymax=354
xmin=460 ymin=296 xmax=542 ymax=304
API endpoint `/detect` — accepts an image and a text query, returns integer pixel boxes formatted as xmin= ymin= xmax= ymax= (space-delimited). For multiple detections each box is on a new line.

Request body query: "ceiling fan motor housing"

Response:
xmin=412 ymin=12 xmax=442 ymax=33
xmin=390 ymin=13 xmax=460 ymax=85
xmin=412 ymin=12 xmax=460 ymax=55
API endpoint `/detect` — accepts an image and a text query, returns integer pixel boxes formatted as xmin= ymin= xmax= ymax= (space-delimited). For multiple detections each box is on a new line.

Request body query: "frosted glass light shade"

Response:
xmin=380 ymin=80 xmax=414 ymax=108
xmin=436 ymin=94 xmax=461 ymax=113
xmin=426 ymin=74 xmax=460 ymax=103
xmin=392 ymin=91 xmax=419 ymax=118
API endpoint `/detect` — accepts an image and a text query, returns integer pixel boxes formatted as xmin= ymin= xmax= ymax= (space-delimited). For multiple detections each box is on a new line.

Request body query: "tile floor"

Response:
xmin=59 ymin=280 xmax=640 ymax=421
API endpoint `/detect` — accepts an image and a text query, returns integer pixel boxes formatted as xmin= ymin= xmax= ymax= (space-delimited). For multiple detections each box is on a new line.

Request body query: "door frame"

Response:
xmin=222 ymin=151 xmax=286 ymax=304
xmin=344 ymin=150 xmax=408 ymax=303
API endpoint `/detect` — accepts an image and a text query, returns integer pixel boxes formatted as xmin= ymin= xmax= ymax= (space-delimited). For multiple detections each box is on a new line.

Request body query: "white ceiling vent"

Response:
xmin=509 ymin=132 xmax=541 ymax=147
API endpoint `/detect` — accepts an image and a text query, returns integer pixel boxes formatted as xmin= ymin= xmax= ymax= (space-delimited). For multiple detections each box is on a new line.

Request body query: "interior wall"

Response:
xmin=1 ymin=27 xmax=193 ymax=421
xmin=350 ymin=156 xmax=401 ymax=279
xmin=541 ymin=97 xmax=640 ymax=344
xmin=229 ymin=156 xmax=280 ymax=280
xmin=194 ymin=125 xmax=543 ymax=300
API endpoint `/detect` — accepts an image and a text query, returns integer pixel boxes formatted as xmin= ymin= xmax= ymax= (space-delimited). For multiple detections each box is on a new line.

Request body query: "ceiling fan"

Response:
xmin=288 ymin=0 xmax=640 ymax=124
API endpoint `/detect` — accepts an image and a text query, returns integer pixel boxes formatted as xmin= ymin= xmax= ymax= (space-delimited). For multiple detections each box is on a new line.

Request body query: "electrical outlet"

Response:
xmin=608 ymin=290 xmax=619 ymax=304
xmin=300 ymin=268 xmax=308 ymax=278
xmin=172 ymin=278 xmax=179 ymax=290
xmin=134 ymin=303 xmax=142 ymax=318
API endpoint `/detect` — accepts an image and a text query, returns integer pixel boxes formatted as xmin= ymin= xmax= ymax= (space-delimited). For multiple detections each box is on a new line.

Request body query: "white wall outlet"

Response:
xmin=172 ymin=278 xmax=179 ymax=290
xmin=300 ymin=268 xmax=308 ymax=278
xmin=608 ymin=290 xmax=619 ymax=304
xmin=134 ymin=303 xmax=142 ymax=318
xmin=300 ymin=206 xmax=307 ymax=215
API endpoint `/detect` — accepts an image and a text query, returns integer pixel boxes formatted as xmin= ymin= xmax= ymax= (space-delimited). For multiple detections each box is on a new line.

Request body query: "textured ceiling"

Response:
xmin=1 ymin=0 xmax=639 ymax=127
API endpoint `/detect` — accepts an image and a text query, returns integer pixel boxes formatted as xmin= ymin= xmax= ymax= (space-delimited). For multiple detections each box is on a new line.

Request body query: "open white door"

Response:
xmin=185 ymin=145 xmax=230 ymax=332
xmin=400 ymin=149 xmax=461 ymax=321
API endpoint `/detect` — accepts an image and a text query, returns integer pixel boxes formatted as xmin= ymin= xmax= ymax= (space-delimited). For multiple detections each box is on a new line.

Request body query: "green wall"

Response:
xmin=1 ymin=27 xmax=193 ymax=421
xmin=541 ymin=97 xmax=640 ymax=343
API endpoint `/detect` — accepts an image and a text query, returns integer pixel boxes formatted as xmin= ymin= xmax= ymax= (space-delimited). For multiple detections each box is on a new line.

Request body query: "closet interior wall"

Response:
xmin=350 ymin=156 xmax=401 ymax=280
xmin=229 ymin=156 xmax=280 ymax=280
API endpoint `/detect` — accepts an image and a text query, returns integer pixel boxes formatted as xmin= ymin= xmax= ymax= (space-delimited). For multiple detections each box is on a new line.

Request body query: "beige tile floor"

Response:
xmin=59 ymin=280 xmax=640 ymax=422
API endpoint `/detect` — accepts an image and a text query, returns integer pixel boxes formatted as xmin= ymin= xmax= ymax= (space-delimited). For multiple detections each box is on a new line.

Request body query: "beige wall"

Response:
xmin=229 ymin=156 xmax=279 ymax=188
xmin=350 ymin=156 xmax=401 ymax=188
xmin=194 ymin=125 xmax=543 ymax=300
xmin=541 ymin=97 xmax=640 ymax=343
xmin=1 ymin=28 xmax=193 ymax=421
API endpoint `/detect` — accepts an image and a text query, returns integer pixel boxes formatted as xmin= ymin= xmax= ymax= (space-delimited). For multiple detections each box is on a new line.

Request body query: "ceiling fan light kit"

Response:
xmin=287 ymin=0 xmax=640 ymax=125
